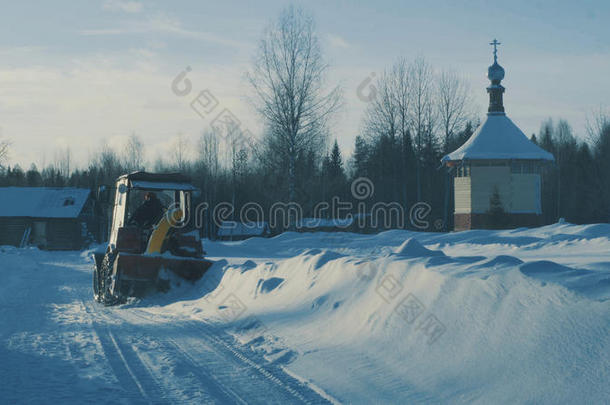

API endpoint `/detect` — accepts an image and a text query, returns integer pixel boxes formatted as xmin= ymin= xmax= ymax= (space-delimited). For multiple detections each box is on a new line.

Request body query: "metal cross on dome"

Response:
xmin=489 ymin=39 xmax=501 ymax=62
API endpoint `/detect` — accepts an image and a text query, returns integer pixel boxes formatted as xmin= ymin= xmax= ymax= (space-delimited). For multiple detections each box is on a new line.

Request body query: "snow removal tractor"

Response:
xmin=92 ymin=172 xmax=213 ymax=305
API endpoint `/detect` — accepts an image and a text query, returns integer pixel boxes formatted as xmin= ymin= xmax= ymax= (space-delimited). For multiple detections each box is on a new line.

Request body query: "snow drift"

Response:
xmin=149 ymin=222 xmax=610 ymax=403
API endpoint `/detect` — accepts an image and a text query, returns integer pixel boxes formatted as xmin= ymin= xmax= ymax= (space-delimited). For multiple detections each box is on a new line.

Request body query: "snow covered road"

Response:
xmin=2 ymin=222 xmax=610 ymax=404
xmin=0 ymin=248 xmax=331 ymax=404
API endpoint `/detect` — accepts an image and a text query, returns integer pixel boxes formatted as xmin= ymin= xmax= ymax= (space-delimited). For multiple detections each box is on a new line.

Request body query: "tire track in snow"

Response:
xmin=81 ymin=299 xmax=168 ymax=404
xmin=122 ymin=309 xmax=274 ymax=404
xmin=78 ymin=278 xmax=330 ymax=403
xmin=82 ymin=297 xmax=240 ymax=404
xmin=163 ymin=339 xmax=249 ymax=404
xmin=129 ymin=309 xmax=333 ymax=404
xmin=195 ymin=327 xmax=322 ymax=404
xmin=107 ymin=329 xmax=150 ymax=401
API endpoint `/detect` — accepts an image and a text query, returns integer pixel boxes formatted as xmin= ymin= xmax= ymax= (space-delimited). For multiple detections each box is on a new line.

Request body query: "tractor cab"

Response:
xmin=108 ymin=172 xmax=197 ymax=255
xmin=93 ymin=172 xmax=212 ymax=305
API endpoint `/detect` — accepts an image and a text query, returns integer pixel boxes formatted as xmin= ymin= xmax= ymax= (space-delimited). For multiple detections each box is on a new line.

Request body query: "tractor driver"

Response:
xmin=129 ymin=191 xmax=165 ymax=228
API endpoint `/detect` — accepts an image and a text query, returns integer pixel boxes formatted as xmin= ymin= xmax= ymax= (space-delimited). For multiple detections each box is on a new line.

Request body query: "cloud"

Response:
xmin=0 ymin=53 xmax=259 ymax=168
xmin=81 ymin=14 xmax=249 ymax=50
xmin=103 ymin=0 xmax=143 ymax=13
xmin=327 ymin=34 xmax=350 ymax=49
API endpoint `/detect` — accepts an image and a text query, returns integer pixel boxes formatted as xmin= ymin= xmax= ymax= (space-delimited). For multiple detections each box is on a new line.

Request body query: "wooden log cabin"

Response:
xmin=0 ymin=187 xmax=95 ymax=249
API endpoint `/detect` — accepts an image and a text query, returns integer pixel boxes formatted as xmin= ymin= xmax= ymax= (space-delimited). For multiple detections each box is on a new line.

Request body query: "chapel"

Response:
xmin=442 ymin=40 xmax=555 ymax=230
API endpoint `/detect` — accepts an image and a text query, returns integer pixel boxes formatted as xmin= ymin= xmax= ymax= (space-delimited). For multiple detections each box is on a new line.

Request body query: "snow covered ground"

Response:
xmin=1 ymin=222 xmax=609 ymax=404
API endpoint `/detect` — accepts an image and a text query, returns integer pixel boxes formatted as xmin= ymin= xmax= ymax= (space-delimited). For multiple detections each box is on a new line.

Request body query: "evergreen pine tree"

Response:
xmin=487 ymin=186 xmax=508 ymax=229
xmin=26 ymin=164 xmax=42 ymax=187
xmin=328 ymin=140 xmax=344 ymax=179
xmin=351 ymin=135 xmax=369 ymax=178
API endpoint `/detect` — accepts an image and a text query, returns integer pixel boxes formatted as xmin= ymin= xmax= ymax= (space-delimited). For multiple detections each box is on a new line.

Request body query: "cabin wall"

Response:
xmin=0 ymin=218 xmax=29 ymax=246
xmin=470 ymin=166 xmax=511 ymax=213
xmin=452 ymin=163 xmax=544 ymax=230
xmin=454 ymin=177 xmax=471 ymax=214
xmin=45 ymin=219 xmax=83 ymax=250
xmin=0 ymin=217 xmax=89 ymax=250
xmin=455 ymin=166 xmax=542 ymax=215
xmin=510 ymin=174 xmax=541 ymax=214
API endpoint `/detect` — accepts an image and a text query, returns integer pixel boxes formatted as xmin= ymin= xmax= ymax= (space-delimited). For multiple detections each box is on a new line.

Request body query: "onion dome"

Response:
xmin=487 ymin=61 xmax=505 ymax=84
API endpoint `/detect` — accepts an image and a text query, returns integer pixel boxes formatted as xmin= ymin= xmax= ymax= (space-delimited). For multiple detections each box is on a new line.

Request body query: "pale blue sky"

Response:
xmin=0 ymin=0 xmax=608 ymax=167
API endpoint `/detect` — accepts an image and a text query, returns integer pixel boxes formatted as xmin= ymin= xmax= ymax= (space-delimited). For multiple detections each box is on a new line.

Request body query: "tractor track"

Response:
xmin=82 ymin=297 xmax=232 ymax=404
xmin=127 ymin=309 xmax=333 ymax=405
xmin=81 ymin=299 xmax=169 ymax=404
xmin=162 ymin=338 xmax=249 ymax=404
xmin=81 ymin=294 xmax=332 ymax=404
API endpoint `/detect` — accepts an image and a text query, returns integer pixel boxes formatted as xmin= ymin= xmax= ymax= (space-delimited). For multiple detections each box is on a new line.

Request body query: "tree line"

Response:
xmin=535 ymin=114 xmax=610 ymax=224
xmin=1 ymin=111 xmax=608 ymax=232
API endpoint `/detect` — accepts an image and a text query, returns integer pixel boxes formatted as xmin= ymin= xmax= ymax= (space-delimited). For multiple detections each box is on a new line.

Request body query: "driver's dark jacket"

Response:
xmin=131 ymin=197 xmax=164 ymax=227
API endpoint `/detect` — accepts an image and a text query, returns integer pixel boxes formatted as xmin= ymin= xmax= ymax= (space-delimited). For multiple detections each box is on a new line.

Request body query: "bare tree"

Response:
xmin=586 ymin=107 xmax=610 ymax=148
xmin=91 ymin=142 xmax=123 ymax=182
xmin=409 ymin=58 xmax=436 ymax=152
xmin=392 ymin=58 xmax=416 ymax=207
xmin=437 ymin=69 xmax=472 ymax=151
xmin=227 ymin=125 xmax=246 ymax=180
xmin=54 ymin=147 xmax=71 ymax=179
xmin=123 ymin=133 xmax=145 ymax=172
xmin=361 ymin=65 xmax=403 ymax=204
xmin=171 ymin=133 xmax=190 ymax=172
xmin=362 ymin=58 xmax=413 ymax=143
xmin=363 ymin=69 xmax=397 ymax=140
xmin=392 ymin=58 xmax=411 ymax=143
xmin=212 ymin=119 xmax=245 ymax=171
xmin=195 ymin=130 xmax=221 ymax=236
xmin=226 ymin=125 xmax=250 ymax=220
xmin=247 ymin=5 xmax=341 ymax=209
xmin=408 ymin=57 xmax=436 ymax=201
xmin=0 ymin=139 xmax=9 ymax=168
xmin=197 ymin=130 xmax=220 ymax=178
xmin=586 ymin=108 xmax=610 ymax=221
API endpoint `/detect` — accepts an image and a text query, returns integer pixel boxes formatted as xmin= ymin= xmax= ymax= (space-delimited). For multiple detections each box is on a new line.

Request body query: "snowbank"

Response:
xmin=160 ymin=222 xmax=610 ymax=403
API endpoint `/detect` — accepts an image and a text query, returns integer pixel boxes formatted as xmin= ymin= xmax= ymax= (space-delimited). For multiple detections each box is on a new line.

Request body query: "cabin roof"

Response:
xmin=442 ymin=114 xmax=555 ymax=163
xmin=0 ymin=187 xmax=91 ymax=219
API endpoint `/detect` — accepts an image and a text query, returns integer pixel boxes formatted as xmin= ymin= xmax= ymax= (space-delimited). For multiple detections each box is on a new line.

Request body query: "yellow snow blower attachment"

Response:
xmin=92 ymin=172 xmax=213 ymax=305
